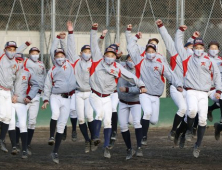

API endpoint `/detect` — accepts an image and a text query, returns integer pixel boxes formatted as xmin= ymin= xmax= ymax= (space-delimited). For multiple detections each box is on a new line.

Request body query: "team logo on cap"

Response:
xmin=8 ymin=41 xmax=16 ymax=46
xmin=195 ymin=39 xmax=203 ymax=43
xmin=107 ymin=48 xmax=115 ymax=52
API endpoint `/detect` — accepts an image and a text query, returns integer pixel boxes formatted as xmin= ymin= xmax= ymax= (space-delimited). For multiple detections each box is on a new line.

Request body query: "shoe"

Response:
xmin=141 ymin=136 xmax=147 ymax=146
xmin=192 ymin=128 xmax=197 ymax=138
xmin=207 ymin=110 xmax=213 ymax=122
xmin=168 ymin=130 xmax=176 ymax=141
xmin=103 ymin=147 xmax=111 ymax=159
xmin=62 ymin=132 xmax=66 ymax=141
xmin=174 ymin=132 xmax=180 ymax=146
xmin=85 ymin=141 xmax=90 ymax=153
xmin=0 ymin=139 xmax=8 ymax=153
xmin=193 ymin=144 xmax=200 ymax=158
xmin=16 ymin=143 xmax=21 ymax=153
xmin=21 ymin=151 xmax=28 ymax=159
xmin=111 ymin=131 xmax=117 ymax=141
xmin=48 ymin=137 xmax=55 ymax=146
xmin=126 ymin=148 xmax=135 ymax=160
xmin=108 ymin=139 xmax=115 ymax=150
xmin=11 ymin=147 xmax=19 ymax=155
xmin=51 ymin=152 xmax=59 ymax=164
xmin=135 ymin=147 xmax=143 ymax=157
xmin=72 ymin=131 xmax=77 ymax=142
xmin=185 ymin=130 xmax=192 ymax=142
xmin=214 ymin=123 xmax=221 ymax=141
xmin=27 ymin=145 xmax=32 ymax=156
xmin=179 ymin=135 xmax=185 ymax=149
xmin=91 ymin=139 xmax=99 ymax=152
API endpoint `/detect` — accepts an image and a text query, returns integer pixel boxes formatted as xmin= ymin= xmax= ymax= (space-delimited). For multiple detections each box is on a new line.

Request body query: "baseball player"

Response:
xmin=0 ymin=41 xmax=30 ymax=153
xmin=117 ymin=54 xmax=143 ymax=160
xmin=89 ymin=23 xmax=146 ymax=159
xmin=127 ymin=32 xmax=178 ymax=146
xmin=8 ymin=53 xmax=39 ymax=159
xmin=175 ymin=25 xmax=221 ymax=158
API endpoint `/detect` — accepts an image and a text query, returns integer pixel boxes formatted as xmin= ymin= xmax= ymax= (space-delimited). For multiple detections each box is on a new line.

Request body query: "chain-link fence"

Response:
xmin=0 ymin=0 xmax=221 ymax=97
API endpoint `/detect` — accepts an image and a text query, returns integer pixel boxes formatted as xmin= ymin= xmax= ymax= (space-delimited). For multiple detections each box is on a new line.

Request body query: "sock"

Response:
xmin=193 ymin=113 xmax=199 ymax=129
xmin=50 ymin=119 xmax=57 ymax=138
xmin=27 ymin=129 xmax=34 ymax=146
xmin=20 ymin=132 xmax=28 ymax=152
xmin=16 ymin=127 xmax=20 ymax=144
xmin=0 ymin=123 xmax=9 ymax=140
xmin=70 ymin=118 xmax=77 ymax=131
xmin=94 ymin=120 xmax=102 ymax=138
xmin=187 ymin=116 xmax=195 ymax=132
xmin=176 ymin=118 xmax=187 ymax=135
xmin=53 ymin=133 xmax=63 ymax=153
xmin=172 ymin=114 xmax=183 ymax=131
xmin=135 ymin=128 xmax=142 ymax=148
xmin=8 ymin=130 xmax=16 ymax=148
xmin=121 ymin=130 xmax=131 ymax=149
xmin=63 ymin=126 xmax=67 ymax=136
xmin=141 ymin=119 xmax=150 ymax=137
xmin=209 ymin=102 xmax=220 ymax=111
xmin=103 ymin=128 xmax=112 ymax=147
xmin=196 ymin=126 xmax=206 ymax=147
xmin=79 ymin=123 xmax=90 ymax=142
xmin=88 ymin=121 xmax=94 ymax=140
xmin=111 ymin=112 xmax=118 ymax=133
xmin=219 ymin=100 xmax=222 ymax=123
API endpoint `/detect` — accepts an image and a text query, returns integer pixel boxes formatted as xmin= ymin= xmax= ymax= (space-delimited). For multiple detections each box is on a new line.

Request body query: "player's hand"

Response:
xmin=102 ymin=29 xmax=108 ymax=37
xmin=119 ymin=87 xmax=126 ymax=92
xmin=140 ymin=87 xmax=147 ymax=93
xmin=12 ymin=95 xmax=17 ymax=103
xmin=59 ymin=32 xmax=66 ymax=39
xmin=67 ymin=21 xmax=73 ymax=31
xmin=117 ymin=51 xmax=123 ymax=59
xmin=155 ymin=19 xmax=163 ymax=26
xmin=180 ymin=25 xmax=187 ymax=31
xmin=177 ymin=87 xmax=183 ymax=92
xmin=193 ymin=31 xmax=200 ymax=38
xmin=127 ymin=24 xmax=132 ymax=30
xmin=215 ymin=93 xmax=221 ymax=100
xmin=24 ymin=97 xmax=31 ymax=104
xmin=137 ymin=32 xmax=142 ymax=38
xmin=41 ymin=102 xmax=49 ymax=110
xmin=92 ymin=23 xmax=98 ymax=28
xmin=27 ymin=41 xmax=32 ymax=45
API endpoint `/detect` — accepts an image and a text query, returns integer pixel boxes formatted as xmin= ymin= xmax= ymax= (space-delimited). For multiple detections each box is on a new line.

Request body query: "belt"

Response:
xmin=61 ymin=90 xmax=75 ymax=98
xmin=0 ymin=85 xmax=10 ymax=91
xmin=184 ymin=87 xmax=208 ymax=93
xmin=120 ymin=99 xmax=140 ymax=105
xmin=148 ymin=93 xmax=161 ymax=98
xmin=210 ymin=87 xmax=215 ymax=91
xmin=114 ymin=90 xmax=117 ymax=93
xmin=91 ymin=89 xmax=110 ymax=97
xmin=38 ymin=90 xmax=42 ymax=94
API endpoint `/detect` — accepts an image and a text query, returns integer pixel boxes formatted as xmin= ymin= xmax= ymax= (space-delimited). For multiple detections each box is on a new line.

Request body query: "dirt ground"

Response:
xmin=1 ymin=126 xmax=222 ymax=170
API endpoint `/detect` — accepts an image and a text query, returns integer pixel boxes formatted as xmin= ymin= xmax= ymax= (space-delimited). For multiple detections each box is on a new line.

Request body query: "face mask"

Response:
xmin=55 ymin=58 xmax=65 ymax=66
xmin=209 ymin=50 xmax=219 ymax=57
xmin=5 ymin=51 xmax=16 ymax=59
xmin=82 ymin=53 xmax=91 ymax=61
xmin=187 ymin=48 xmax=194 ymax=55
xmin=126 ymin=61 xmax=135 ymax=69
xmin=104 ymin=56 xmax=115 ymax=65
xmin=30 ymin=55 xmax=39 ymax=62
xmin=194 ymin=49 xmax=204 ymax=57
xmin=145 ymin=53 xmax=156 ymax=60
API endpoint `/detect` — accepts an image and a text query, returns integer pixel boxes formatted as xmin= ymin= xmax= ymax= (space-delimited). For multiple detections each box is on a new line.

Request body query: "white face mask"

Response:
xmin=30 ymin=54 xmax=39 ymax=62
xmin=145 ymin=53 xmax=156 ymax=60
xmin=187 ymin=48 xmax=194 ymax=55
xmin=82 ymin=53 xmax=91 ymax=61
xmin=55 ymin=58 xmax=65 ymax=66
xmin=5 ymin=51 xmax=16 ymax=59
xmin=104 ymin=56 xmax=115 ymax=65
xmin=209 ymin=50 xmax=219 ymax=57
xmin=126 ymin=61 xmax=135 ymax=69
xmin=194 ymin=49 xmax=204 ymax=57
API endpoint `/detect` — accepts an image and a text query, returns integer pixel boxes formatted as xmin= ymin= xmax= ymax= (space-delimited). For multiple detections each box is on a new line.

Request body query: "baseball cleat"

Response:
xmin=141 ymin=136 xmax=147 ymax=146
xmin=0 ymin=140 xmax=8 ymax=153
xmin=111 ymin=131 xmax=117 ymax=141
xmin=72 ymin=131 xmax=77 ymax=142
xmin=126 ymin=148 xmax=135 ymax=160
xmin=185 ymin=130 xmax=192 ymax=142
xmin=27 ymin=145 xmax=32 ymax=156
xmin=108 ymin=139 xmax=115 ymax=150
xmin=85 ymin=141 xmax=91 ymax=153
xmin=103 ymin=147 xmax=111 ymax=159
xmin=168 ymin=130 xmax=176 ymax=141
xmin=135 ymin=147 xmax=143 ymax=157
xmin=16 ymin=143 xmax=21 ymax=153
xmin=179 ymin=135 xmax=185 ymax=149
xmin=214 ymin=123 xmax=221 ymax=141
xmin=21 ymin=151 xmax=28 ymax=159
xmin=193 ymin=144 xmax=200 ymax=158
xmin=207 ymin=110 xmax=213 ymax=122
xmin=48 ymin=137 xmax=55 ymax=146
xmin=192 ymin=128 xmax=197 ymax=138
xmin=11 ymin=147 xmax=19 ymax=155
xmin=51 ymin=152 xmax=59 ymax=164
xmin=62 ymin=132 xmax=67 ymax=141
xmin=91 ymin=139 xmax=99 ymax=152
xmin=173 ymin=132 xmax=180 ymax=146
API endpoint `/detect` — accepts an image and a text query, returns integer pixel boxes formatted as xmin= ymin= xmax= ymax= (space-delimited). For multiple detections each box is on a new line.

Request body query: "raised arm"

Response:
xmin=59 ymin=32 xmax=67 ymax=55
xmin=90 ymin=23 xmax=103 ymax=62
xmin=98 ymin=29 xmax=107 ymax=51
xmin=125 ymin=24 xmax=132 ymax=44
xmin=16 ymin=41 xmax=31 ymax=53
xmin=187 ymin=31 xmax=200 ymax=44
xmin=50 ymin=36 xmax=60 ymax=65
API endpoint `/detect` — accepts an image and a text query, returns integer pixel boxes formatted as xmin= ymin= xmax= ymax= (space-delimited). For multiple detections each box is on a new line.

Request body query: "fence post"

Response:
xmin=40 ymin=0 xmax=44 ymax=62
xmin=116 ymin=0 xmax=120 ymax=43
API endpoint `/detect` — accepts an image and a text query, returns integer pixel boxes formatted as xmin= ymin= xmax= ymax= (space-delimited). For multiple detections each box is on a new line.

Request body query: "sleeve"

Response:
xmin=125 ymin=29 xmax=132 ymax=45
xmin=50 ymin=36 xmax=60 ymax=65
xmin=90 ymin=27 xmax=104 ymax=62
xmin=27 ymin=73 xmax=39 ymax=99
xmin=212 ymin=61 xmax=222 ymax=93
xmin=42 ymin=69 xmax=53 ymax=102
xmin=127 ymin=86 xmax=140 ymax=94
xmin=162 ymin=63 xmax=172 ymax=83
xmin=40 ymin=64 xmax=47 ymax=91
xmin=98 ymin=35 xmax=104 ymax=51
xmin=67 ymin=31 xmax=79 ymax=63
xmin=127 ymin=36 xmax=143 ymax=65
xmin=187 ymin=35 xmax=196 ymax=44
xmin=60 ymin=38 xmax=67 ymax=55
xmin=16 ymin=41 xmax=31 ymax=53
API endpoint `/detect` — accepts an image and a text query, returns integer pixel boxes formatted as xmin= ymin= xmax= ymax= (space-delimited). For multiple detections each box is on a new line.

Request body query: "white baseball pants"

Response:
xmin=0 ymin=89 xmax=12 ymax=124
xmin=111 ymin=92 xmax=119 ymax=112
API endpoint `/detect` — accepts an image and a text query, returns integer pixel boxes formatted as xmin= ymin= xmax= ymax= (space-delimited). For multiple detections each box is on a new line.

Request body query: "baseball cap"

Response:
xmin=145 ymin=44 xmax=157 ymax=51
xmin=104 ymin=47 xmax=117 ymax=55
xmin=15 ymin=53 xmax=24 ymax=61
xmin=109 ymin=44 xmax=119 ymax=52
xmin=184 ymin=42 xmax=193 ymax=48
xmin=29 ymin=47 xmax=40 ymax=54
xmin=208 ymin=41 xmax=219 ymax=49
xmin=5 ymin=41 xmax=18 ymax=49
xmin=54 ymin=48 xmax=66 ymax=56
xmin=148 ymin=38 xmax=159 ymax=44
xmin=81 ymin=45 xmax=90 ymax=52
xmin=194 ymin=38 xmax=204 ymax=47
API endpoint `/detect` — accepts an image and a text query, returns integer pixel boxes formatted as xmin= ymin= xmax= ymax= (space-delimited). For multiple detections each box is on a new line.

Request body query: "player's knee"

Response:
xmin=95 ymin=111 xmax=104 ymax=121
xmin=150 ymin=118 xmax=158 ymax=125
xmin=57 ymin=123 xmax=65 ymax=134
xmin=78 ymin=118 xmax=85 ymax=125
xmin=133 ymin=121 xmax=142 ymax=129
xmin=198 ymin=117 xmax=207 ymax=126
xmin=28 ymin=124 xmax=35 ymax=129
xmin=86 ymin=116 xmax=93 ymax=123
xmin=142 ymin=113 xmax=151 ymax=120
xmin=188 ymin=109 xmax=197 ymax=118
xmin=103 ymin=119 xmax=111 ymax=129
xmin=177 ymin=108 xmax=186 ymax=117
xmin=120 ymin=126 xmax=129 ymax=132
xmin=20 ymin=126 xmax=27 ymax=133
xmin=51 ymin=113 xmax=60 ymax=120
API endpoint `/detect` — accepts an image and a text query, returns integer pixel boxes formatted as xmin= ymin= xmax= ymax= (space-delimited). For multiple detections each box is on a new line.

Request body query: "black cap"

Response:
xmin=184 ymin=42 xmax=193 ymax=48
xmin=145 ymin=43 xmax=157 ymax=51
xmin=104 ymin=47 xmax=117 ymax=55
xmin=109 ymin=44 xmax=119 ymax=52
xmin=194 ymin=38 xmax=204 ymax=47
xmin=54 ymin=48 xmax=66 ymax=56
xmin=208 ymin=41 xmax=220 ymax=49
xmin=15 ymin=53 xmax=24 ymax=61
xmin=5 ymin=41 xmax=17 ymax=49
xmin=148 ymin=38 xmax=159 ymax=44
xmin=29 ymin=47 xmax=40 ymax=54
xmin=81 ymin=45 xmax=90 ymax=52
